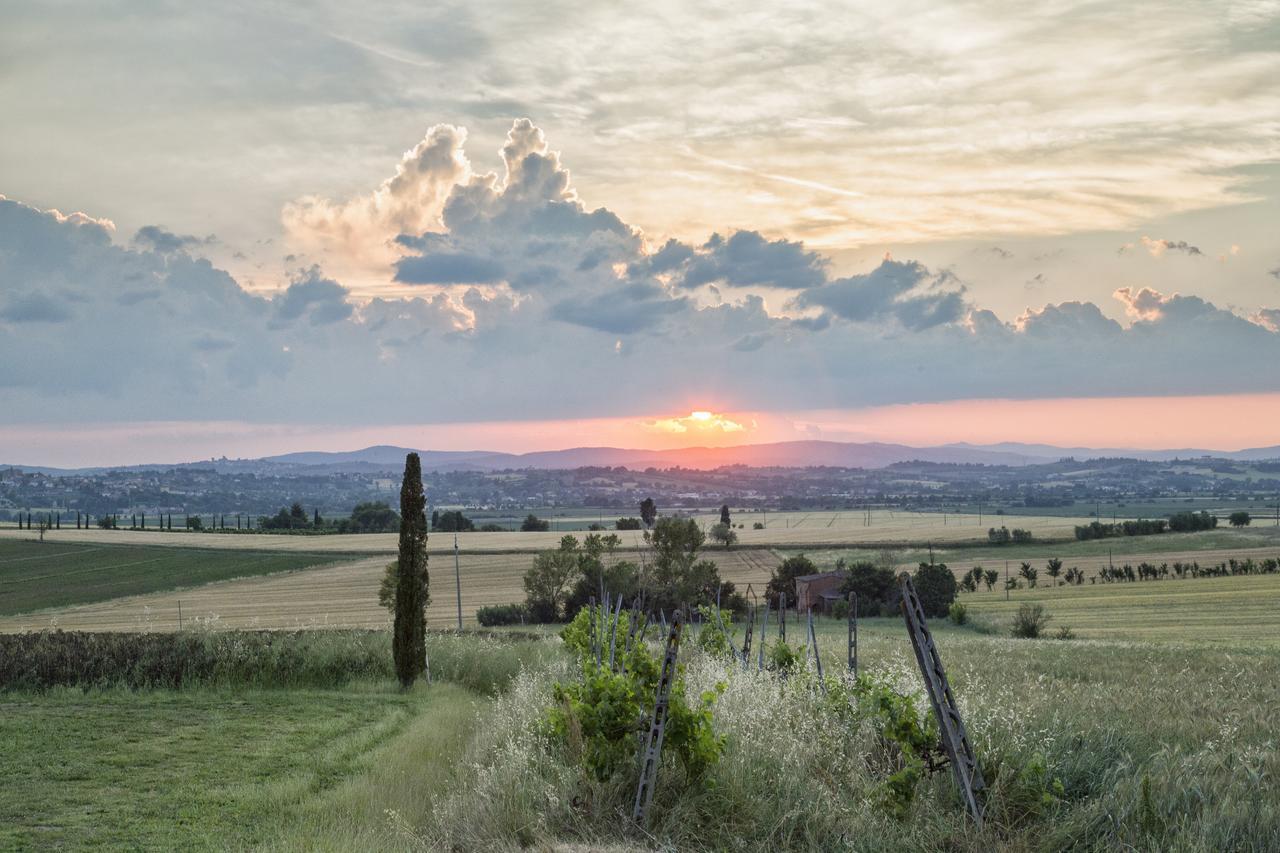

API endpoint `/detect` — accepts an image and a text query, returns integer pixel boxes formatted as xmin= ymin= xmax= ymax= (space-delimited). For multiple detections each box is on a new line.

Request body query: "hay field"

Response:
xmin=0 ymin=509 xmax=1096 ymax=553
xmin=958 ymin=572 xmax=1280 ymax=646
xmin=0 ymin=548 xmax=787 ymax=633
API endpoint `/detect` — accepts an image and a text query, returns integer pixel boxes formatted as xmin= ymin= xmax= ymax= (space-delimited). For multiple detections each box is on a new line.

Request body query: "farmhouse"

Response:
xmin=794 ymin=571 xmax=847 ymax=613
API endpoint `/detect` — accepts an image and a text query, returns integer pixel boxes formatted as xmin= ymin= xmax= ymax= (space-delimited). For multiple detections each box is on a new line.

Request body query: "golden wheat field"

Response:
xmin=0 ymin=548 xmax=787 ymax=633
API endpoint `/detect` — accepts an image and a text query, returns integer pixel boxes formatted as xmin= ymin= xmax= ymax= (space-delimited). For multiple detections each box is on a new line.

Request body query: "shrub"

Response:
xmin=477 ymin=603 xmax=528 ymax=626
xmin=479 ymin=523 xmax=506 ymax=532
xmin=1054 ymin=625 xmax=1076 ymax=640
xmin=830 ymin=598 xmax=850 ymax=619
xmin=1229 ymin=511 xmax=1251 ymax=527
xmin=520 ymin=514 xmax=551 ymax=532
xmin=841 ymin=560 xmax=896 ymax=616
xmin=752 ymin=522 xmax=764 ymax=530
xmin=948 ymin=601 xmax=968 ymax=625
xmin=615 ymin=517 xmax=642 ymax=530
xmin=1012 ymin=604 xmax=1051 ymax=638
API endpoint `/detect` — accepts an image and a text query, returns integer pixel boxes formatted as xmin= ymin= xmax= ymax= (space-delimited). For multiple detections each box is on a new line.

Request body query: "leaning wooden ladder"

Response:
xmin=898 ymin=574 xmax=985 ymax=828
xmin=632 ymin=606 xmax=685 ymax=825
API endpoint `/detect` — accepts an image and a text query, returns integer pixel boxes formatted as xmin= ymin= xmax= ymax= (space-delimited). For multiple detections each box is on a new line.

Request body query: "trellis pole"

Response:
xmin=757 ymin=601 xmax=770 ymax=671
xmin=633 ymin=606 xmax=685 ymax=826
xmin=899 ymin=573 xmax=985 ymax=827
xmin=807 ymin=608 xmax=825 ymax=690
xmin=848 ymin=591 xmax=858 ymax=675
xmin=608 ymin=593 xmax=624 ymax=671
xmin=779 ymin=591 xmax=787 ymax=641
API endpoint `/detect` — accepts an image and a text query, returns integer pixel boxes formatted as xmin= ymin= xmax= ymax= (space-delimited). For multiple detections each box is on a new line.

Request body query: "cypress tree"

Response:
xmin=313 ymin=508 xmax=320 ymax=528
xmin=393 ymin=453 xmax=429 ymax=688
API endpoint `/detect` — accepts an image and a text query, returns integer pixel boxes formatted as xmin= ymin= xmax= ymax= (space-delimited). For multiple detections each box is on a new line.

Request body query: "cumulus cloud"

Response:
xmin=1 ymin=293 xmax=73 ymax=324
xmin=789 ymin=259 xmax=967 ymax=330
xmin=1251 ymin=308 xmax=1280 ymax=332
xmin=134 ymin=226 xmax=214 ymax=254
xmin=4 ymin=120 xmax=1280 ymax=428
xmin=1119 ymin=236 xmax=1204 ymax=257
xmin=272 ymin=268 xmax=355 ymax=326
xmin=282 ymin=124 xmax=471 ymax=272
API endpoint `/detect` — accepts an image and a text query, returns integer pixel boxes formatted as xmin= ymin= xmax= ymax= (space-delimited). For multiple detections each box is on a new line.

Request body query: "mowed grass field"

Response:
xmin=0 ymin=539 xmax=355 ymax=618
xmin=0 ymin=681 xmax=480 ymax=850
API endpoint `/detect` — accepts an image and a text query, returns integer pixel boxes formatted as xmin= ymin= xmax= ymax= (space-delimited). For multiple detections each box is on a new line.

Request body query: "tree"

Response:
xmin=840 ymin=560 xmax=895 ymax=616
xmin=1229 ymin=511 xmax=1252 ymax=527
xmin=186 ymin=515 xmax=204 ymax=531
xmin=719 ymin=504 xmax=731 ymax=526
xmin=313 ymin=507 xmax=321 ymax=527
xmin=290 ymin=502 xmax=308 ymax=528
xmin=913 ymin=562 xmax=957 ymax=618
xmin=643 ymin=516 xmax=722 ymax=611
xmin=983 ymin=568 xmax=999 ymax=591
xmin=709 ymin=522 xmax=737 ymax=549
xmin=615 ymin=517 xmax=642 ymax=530
xmin=346 ymin=501 xmax=400 ymax=533
xmin=1018 ymin=561 xmax=1038 ymax=588
xmin=432 ymin=510 xmax=475 ymax=532
xmin=393 ymin=453 xmax=429 ymax=689
xmin=1045 ymin=558 xmax=1063 ymax=587
xmin=639 ymin=497 xmax=657 ymax=529
xmin=767 ymin=553 xmax=817 ymax=606
xmin=523 ymin=536 xmax=579 ymax=622
xmin=520 ymin=513 xmax=551 ymax=532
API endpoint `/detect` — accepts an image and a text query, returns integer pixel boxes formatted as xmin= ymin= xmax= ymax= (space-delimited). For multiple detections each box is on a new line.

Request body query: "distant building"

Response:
xmin=794 ymin=571 xmax=846 ymax=613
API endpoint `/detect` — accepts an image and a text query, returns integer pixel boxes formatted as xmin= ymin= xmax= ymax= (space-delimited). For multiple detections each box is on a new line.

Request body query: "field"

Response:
xmin=3 ymin=615 xmax=1278 ymax=850
xmin=0 ymin=509 xmax=1103 ymax=553
xmin=0 ymin=539 xmax=355 ymax=617
xmin=0 ymin=548 xmax=788 ymax=632
xmin=5 ymin=523 xmax=1276 ymax=633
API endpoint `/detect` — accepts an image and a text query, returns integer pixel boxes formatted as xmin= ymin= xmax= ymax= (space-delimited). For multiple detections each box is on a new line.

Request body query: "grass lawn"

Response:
xmin=0 ymin=680 xmax=480 ymax=851
xmin=0 ymin=539 xmax=355 ymax=616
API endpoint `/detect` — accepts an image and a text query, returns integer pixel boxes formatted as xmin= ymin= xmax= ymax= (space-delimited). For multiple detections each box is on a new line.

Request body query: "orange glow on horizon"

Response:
xmin=4 ymin=393 xmax=1280 ymax=467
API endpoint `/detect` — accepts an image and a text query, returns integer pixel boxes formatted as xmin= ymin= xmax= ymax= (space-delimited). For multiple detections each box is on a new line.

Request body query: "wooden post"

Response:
xmin=633 ymin=606 xmax=684 ymax=826
xmin=757 ymin=602 xmax=769 ymax=671
xmin=588 ymin=595 xmax=598 ymax=661
xmin=848 ymin=591 xmax=858 ymax=674
xmin=779 ymin=591 xmax=787 ymax=641
xmin=899 ymin=573 xmax=985 ymax=827
xmin=608 ymin=593 xmax=624 ymax=671
xmin=807 ymin=608 xmax=824 ymax=689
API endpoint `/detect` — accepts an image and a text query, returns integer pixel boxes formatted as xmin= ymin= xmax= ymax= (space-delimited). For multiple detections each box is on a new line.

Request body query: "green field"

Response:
xmin=6 ymin=616 xmax=1277 ymax=850
xmin=0 ymin=540 xmax=356 ymax=616
xmin=0 ymin=681 xmax=479 ymax=850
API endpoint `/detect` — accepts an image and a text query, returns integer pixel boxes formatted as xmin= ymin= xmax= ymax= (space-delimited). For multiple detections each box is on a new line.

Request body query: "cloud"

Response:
xmin=676 ymin=230 xmax=828 ymax=290
xmin=644 ymin=410 xmax=747 ymax=436
xmin=134 ymin=225 xmax=214 ymax=254
xmin=789 ymin=259 xmax=967 ymax=329
xmin=4 ymin=120 xmax=1280 ymax=429
xmin=272 ymin=268 xmax=355 ymax=326
xmin=1119 ymin=236 xmax=1204 ymax=257
xmin=1251 ymin=308 xmax=1280 ymax=332
xmin=282 ymin=124 xmax=472 ymax=274
xmin=1 ymin=292 xmax=73 ymax=324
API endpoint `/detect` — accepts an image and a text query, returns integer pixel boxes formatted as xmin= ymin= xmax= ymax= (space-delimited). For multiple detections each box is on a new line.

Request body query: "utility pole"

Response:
xmin=454 ymin=532 xmax=463 ymax=631
xmin=1005 ymin=560 xmax=1009 ymax=601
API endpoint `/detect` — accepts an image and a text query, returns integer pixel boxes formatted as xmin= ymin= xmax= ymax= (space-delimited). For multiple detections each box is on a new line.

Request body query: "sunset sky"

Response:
xmin=2 ymin=1 xmax=1279 ymax=465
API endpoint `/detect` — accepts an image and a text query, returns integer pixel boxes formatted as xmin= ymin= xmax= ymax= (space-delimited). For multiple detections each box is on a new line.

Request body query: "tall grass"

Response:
xmin=0 ymin=628 xmax=562 ymax=692
xmin=392 ymin=628 xmax=1280 ymax=852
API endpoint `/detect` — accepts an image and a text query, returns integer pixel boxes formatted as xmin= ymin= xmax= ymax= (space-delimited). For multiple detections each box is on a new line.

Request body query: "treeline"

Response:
xmin=257 ymin=501 xmax=399 ymax=533
xmin=1074 ymin=510 xmax=1218 ymax=541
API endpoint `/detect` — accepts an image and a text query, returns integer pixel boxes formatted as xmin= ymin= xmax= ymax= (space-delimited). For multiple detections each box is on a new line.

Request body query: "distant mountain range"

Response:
xmin=7 ymin=439 xmax=1280 ymax=476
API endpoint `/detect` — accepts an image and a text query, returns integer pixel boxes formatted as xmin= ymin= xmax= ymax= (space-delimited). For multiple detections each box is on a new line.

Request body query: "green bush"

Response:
xmin=476 ymin=603 xmax=528 ymax=626
xmin=1012 ymin=604 xmax=1051 ymax=638
xmin=948 ymin=601 xmax=968 ymax=625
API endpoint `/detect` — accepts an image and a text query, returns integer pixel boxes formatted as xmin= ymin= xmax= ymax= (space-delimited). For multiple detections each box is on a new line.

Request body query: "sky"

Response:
xmin=2 ymin=1 xmax=1279 ymax=466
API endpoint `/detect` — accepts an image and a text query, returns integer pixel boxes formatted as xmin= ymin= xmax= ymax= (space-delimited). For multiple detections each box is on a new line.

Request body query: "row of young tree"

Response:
xmin=1074 ymin=509 xmax=1228 ymax=541
xmin=258 ymin=501 xmax=400 ymax=533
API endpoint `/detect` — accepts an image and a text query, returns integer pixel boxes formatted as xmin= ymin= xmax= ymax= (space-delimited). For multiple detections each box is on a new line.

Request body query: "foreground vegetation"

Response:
xmin=3 ymin=613 xmax=1278 ymax=851
xmin=0 ymin=539 xmax=354 ymax=616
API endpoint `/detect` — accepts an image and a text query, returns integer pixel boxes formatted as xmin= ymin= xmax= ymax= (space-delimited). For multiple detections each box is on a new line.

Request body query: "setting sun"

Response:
xmin=644 ymin=410 xmax=749 ymax=438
